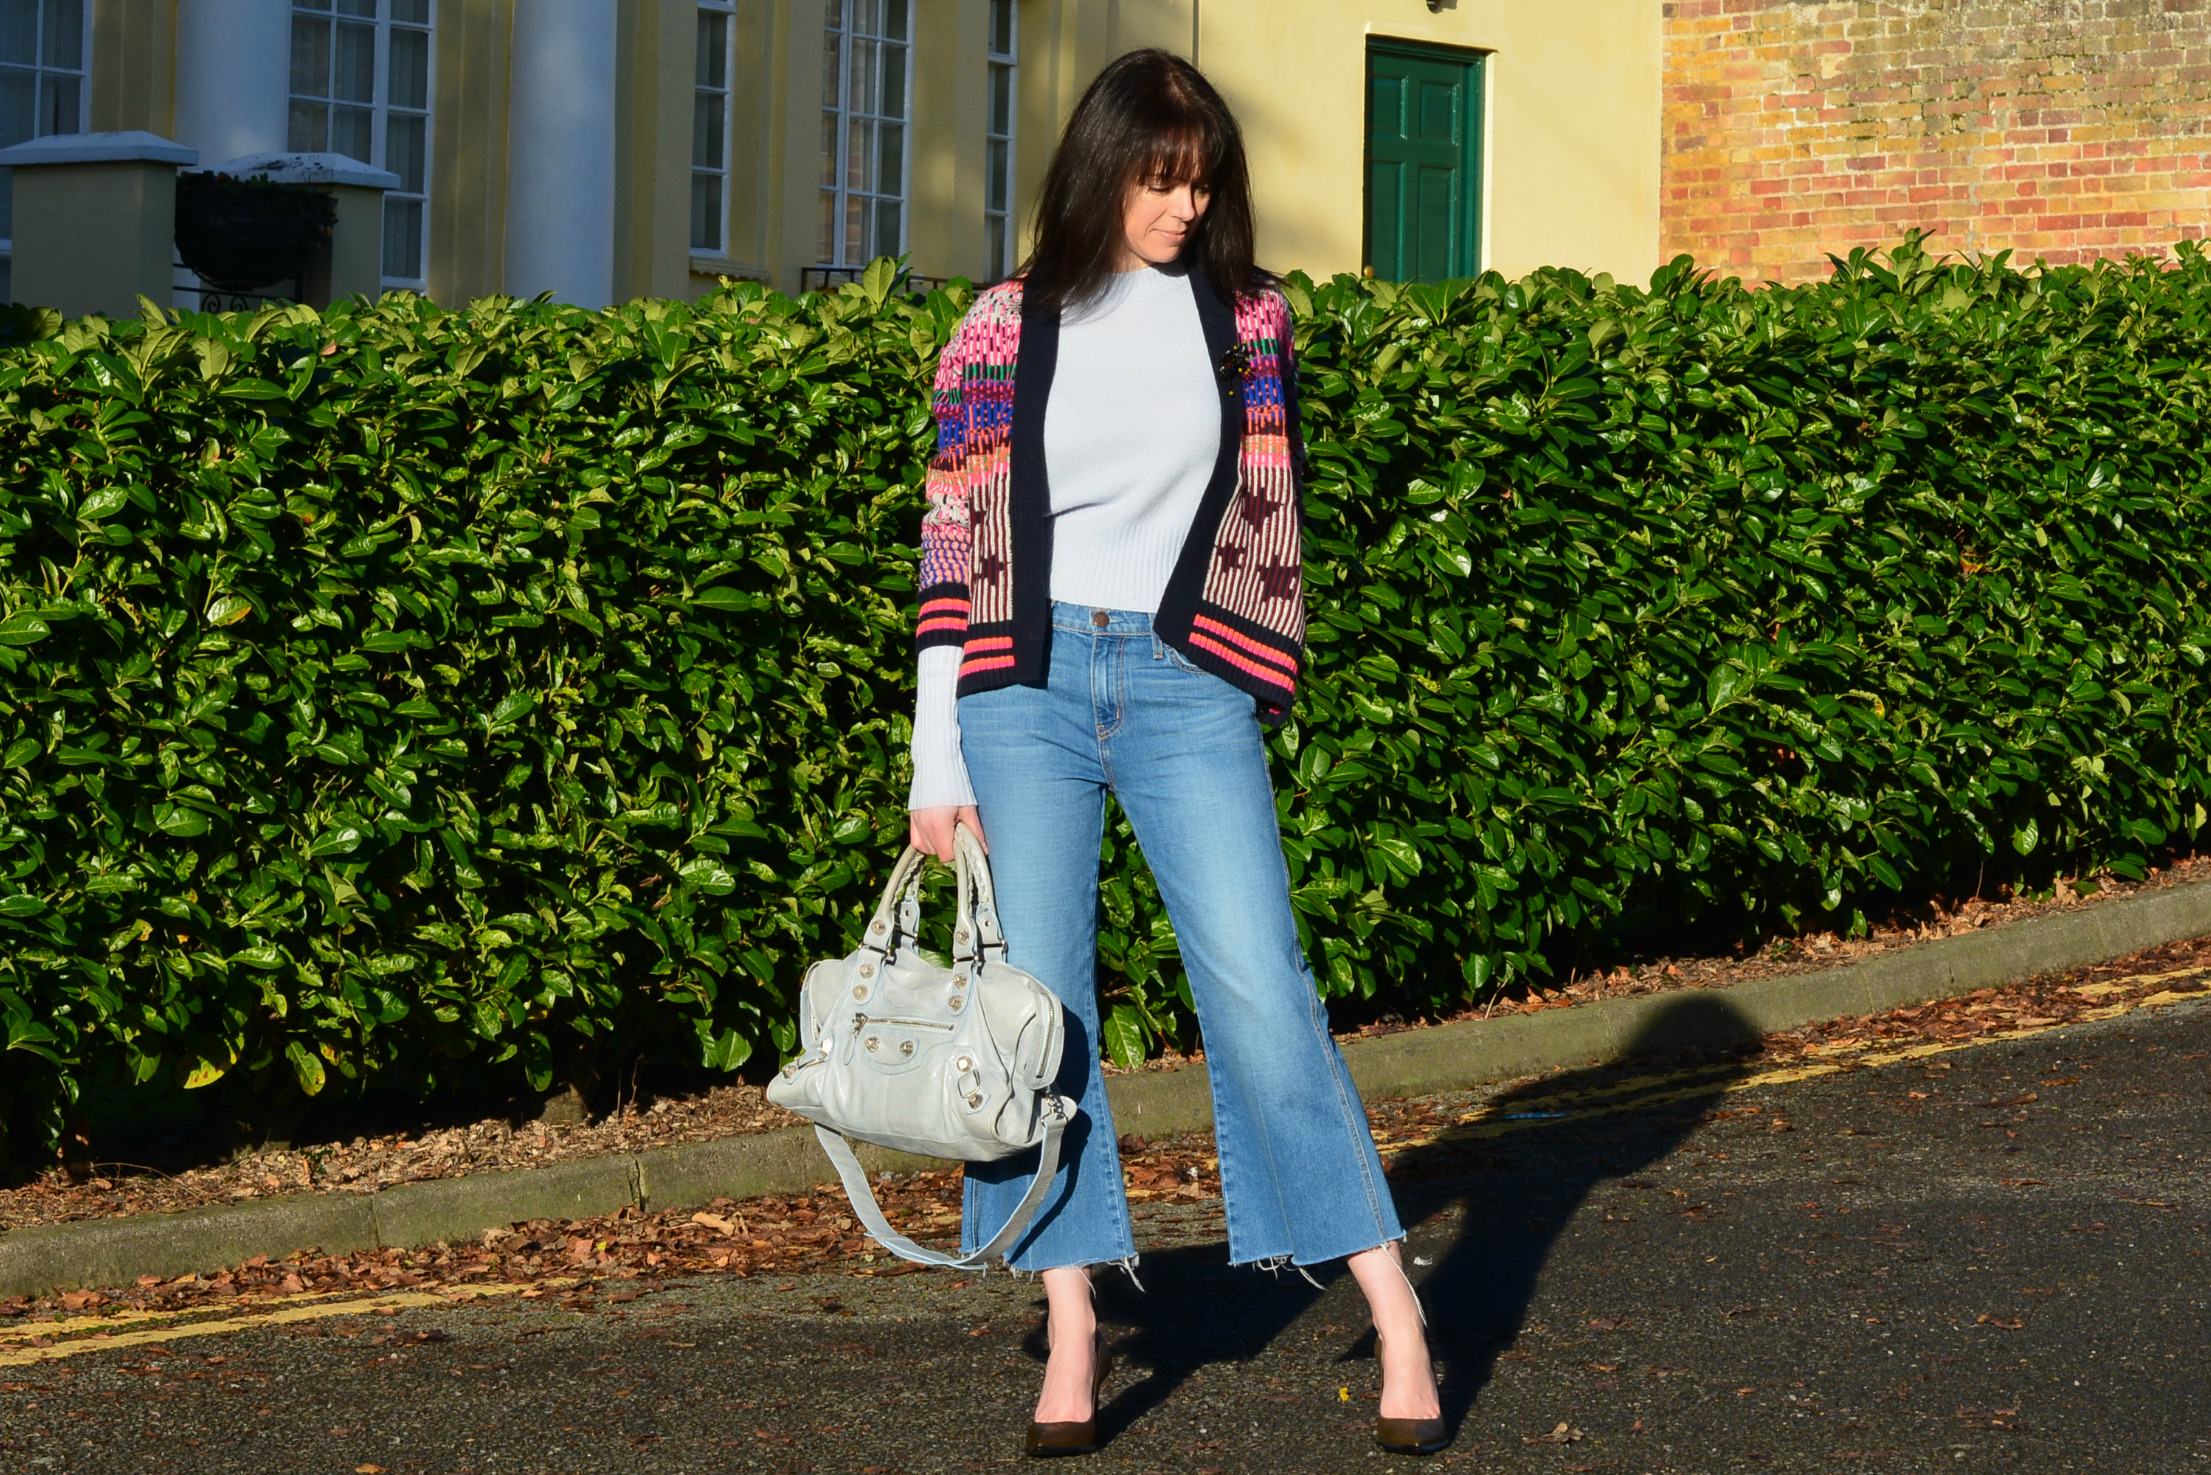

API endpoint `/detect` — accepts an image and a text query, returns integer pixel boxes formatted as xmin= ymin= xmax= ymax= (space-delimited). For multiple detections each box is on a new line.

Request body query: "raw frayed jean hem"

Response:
xmin=1247 ymin=1234 xmax=1429 ymax=1327
xmin=1238 ymin=1253 xmax=1327 ymax=1290
xmin=1232 ymin=1231 xmax=1407 ymax=1289
xmin=990 ymin=1251 xmax=1145 ymax=1293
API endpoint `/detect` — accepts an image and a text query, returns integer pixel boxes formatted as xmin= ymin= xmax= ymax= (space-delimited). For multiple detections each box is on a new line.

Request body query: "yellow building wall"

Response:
xmin=426 ymin=0 xmax=513 ymax=305
xmin=909 ymin=0 xmax=991 ymax=286
xmin=1004 ymin=0 xmax=1195 ymax=281
xmin=1198 ymin=0 xmax=1660 ymax=284
xmin=88 ymin=0 xmax=176 ymax=137
xmin=717 ymin=0 xmax=782 ymax=279
xmin=688 ymin=0 xmax=1207 ymax=298
xmin=54 ymin=0 xmax=1659 ymax=307
xmin=767 ymin=0 xmax=827 ymax=292
xmin=617 ymin=0 xmax=696 ymax=301
xmin=552 ymin=0 xmax=1637 ymax=296
xmin=902 ymin=0 xmax=1662 ymax=291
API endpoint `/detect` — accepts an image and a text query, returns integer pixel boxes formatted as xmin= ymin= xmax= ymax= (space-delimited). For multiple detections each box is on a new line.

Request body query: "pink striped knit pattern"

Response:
xmin=914 ymin=277 xmax=1307 ymax=714
xmin=916 ymin=282 xmax=1023 ymax=667
xmin=1199 ymin=291 xmax=1305 ymax=692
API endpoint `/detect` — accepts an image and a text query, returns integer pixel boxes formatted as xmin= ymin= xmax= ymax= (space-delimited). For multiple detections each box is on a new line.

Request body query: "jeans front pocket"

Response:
xmin=1152 ymin=633 xmax=1207 ymax=675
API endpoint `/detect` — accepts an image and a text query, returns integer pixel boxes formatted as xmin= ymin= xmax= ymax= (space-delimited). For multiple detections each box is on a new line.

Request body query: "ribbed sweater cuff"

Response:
xmin=907 ymin=644 xmax=976 ymax=811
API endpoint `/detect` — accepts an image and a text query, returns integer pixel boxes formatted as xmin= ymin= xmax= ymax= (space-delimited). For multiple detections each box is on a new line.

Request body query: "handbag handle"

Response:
xmin=951 ymin=821 xmax=1008 ymax=966
xmin=860 ymin=822 xmax=1006 ymax=966
xmin=860 ymin=843 xmax=929 ymax=959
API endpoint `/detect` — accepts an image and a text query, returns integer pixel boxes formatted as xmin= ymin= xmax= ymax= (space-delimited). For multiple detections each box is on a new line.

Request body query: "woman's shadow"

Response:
xmin=1069 ymin=991 xmax=1767 ymax=1444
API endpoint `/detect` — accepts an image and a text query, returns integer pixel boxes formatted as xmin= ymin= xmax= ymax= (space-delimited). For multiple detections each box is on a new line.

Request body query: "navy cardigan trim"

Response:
xmin=958 ymin=263 xmax=1270 ymax=714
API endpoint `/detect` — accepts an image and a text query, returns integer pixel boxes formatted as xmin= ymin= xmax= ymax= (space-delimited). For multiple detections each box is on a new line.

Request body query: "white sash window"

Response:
xmin=693 ymin=0 xmax=736 ymax=254
xmin=287 ymin=0 xmax=435 ymax=288
xmin=985 ymin=0 xmax=1016 ymax=279
xmin=819 ymin=0 xmax=910 ymax=269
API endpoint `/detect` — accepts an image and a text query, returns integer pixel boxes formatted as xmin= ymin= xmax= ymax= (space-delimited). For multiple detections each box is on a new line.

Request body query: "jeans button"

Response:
xmin=1091 ymin=608 xmax=1109 ymax=627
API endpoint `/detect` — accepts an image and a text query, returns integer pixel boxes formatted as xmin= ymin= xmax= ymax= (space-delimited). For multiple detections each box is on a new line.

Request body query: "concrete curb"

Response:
xmin=6 ymin=877 xmax=2208 ymax=1301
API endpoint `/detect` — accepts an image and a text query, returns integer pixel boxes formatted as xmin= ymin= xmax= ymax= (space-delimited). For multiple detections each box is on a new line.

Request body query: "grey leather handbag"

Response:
xmin=765 ymin=823 xmax=1076 ymax=1267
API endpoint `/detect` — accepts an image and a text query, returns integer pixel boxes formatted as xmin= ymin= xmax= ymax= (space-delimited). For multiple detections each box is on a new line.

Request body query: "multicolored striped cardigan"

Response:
xmin=913 ymin=264 xmax=1309 ymax=727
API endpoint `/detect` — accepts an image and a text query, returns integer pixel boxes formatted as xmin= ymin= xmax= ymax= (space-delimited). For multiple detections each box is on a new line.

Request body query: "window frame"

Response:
xmin=691 ymin=0 xmax=736 ymax=257
xmin=819 ymin=0 xmax=913 ymax=271
xmin=285 ymin=0 xmax=436 ymax=292
xmin=0 ymin=0 xmax=96 ymax=289
xmin=984 ymin=0 xmax=1016 ymax=280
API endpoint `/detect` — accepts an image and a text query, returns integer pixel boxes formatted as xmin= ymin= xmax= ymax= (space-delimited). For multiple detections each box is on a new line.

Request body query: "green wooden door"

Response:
xmin=1365 ymin=41 xmax=1483 ymax=282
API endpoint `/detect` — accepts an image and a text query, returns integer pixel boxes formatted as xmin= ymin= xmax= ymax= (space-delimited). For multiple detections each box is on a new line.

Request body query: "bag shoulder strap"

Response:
xmin=813 ymin=1097 xmax=1071 ymax=1268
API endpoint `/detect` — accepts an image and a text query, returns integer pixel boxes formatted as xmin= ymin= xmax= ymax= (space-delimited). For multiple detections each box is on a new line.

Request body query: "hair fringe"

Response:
xmin=1015 ymin=48 xmax=1267 ymax=314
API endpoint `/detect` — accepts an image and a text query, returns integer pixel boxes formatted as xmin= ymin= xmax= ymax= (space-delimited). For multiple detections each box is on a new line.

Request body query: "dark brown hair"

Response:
xmin=1016 ymin=48 xmax=1262 ymax=314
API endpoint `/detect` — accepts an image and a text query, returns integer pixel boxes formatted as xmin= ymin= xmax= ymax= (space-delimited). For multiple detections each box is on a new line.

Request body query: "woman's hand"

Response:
xmin=909 ymin=804 xmax=987 ymax=863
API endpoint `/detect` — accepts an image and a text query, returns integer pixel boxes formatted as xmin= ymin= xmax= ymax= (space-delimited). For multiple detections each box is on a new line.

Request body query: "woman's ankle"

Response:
xmin=1346 ymin=1242 xmax=1425 ymax=1332
xmin=1040 ymin=1265 xmax=1097 ymax=1347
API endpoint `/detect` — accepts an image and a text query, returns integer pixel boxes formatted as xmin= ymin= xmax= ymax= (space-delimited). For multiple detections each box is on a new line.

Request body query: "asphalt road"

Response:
xmin=4 ymin=990 xmax=2207 ymax=1474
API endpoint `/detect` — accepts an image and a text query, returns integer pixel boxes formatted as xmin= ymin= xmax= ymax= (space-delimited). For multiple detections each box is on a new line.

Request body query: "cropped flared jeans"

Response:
xmin=955 ymin=601 xmax=1405 ymax=1278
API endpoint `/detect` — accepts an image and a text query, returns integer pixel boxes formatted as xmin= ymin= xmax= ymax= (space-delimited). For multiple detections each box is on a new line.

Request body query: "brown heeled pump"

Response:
xmin=1373 ymin=1328 xmax=1448 ymax=1456
xmin=1372 ymin=1243 xmax=1448 ymax=1456
xmin=1025 ymin=1326 xmax=1113 ymax=1458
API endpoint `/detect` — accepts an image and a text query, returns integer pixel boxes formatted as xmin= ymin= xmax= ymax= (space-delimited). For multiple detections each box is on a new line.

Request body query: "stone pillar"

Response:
xmin=503 ymin=0 xmax=618 ymax=306
xmin=173 ymin=0 xmax=292 ymax=164
xmin=0 ymin=133 xmax=197 ymax=318
xmin=209 ymin=152 xmax=400 ymax=308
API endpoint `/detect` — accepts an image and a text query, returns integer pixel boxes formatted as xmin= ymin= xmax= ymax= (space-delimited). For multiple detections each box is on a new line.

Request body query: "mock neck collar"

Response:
xmin=1064 ymin=258 xmax=1193 ymax=321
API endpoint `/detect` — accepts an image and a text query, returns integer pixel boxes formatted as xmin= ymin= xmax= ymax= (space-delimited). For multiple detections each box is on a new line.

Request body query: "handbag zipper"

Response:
xmin=854 ymin=1013 xmax=956 ymax=1033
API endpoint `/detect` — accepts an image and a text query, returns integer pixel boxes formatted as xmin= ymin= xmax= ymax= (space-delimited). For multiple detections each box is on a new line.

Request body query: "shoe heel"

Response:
xmin=1373 ymin=1328 xmax=1448 ymax=1456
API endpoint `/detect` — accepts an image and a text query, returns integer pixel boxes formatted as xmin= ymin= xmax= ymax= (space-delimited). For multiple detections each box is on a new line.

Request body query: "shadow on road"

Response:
xmin=1076 ymin=992 xmax=1765 ymax=1447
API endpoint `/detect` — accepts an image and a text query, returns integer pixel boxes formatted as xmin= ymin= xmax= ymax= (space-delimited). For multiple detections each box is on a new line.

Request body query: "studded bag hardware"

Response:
xmin=765 ymin=822 xmax=1075 ymax=1268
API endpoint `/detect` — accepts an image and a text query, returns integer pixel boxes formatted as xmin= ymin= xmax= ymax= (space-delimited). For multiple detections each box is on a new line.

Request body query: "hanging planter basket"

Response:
xmin=175 ymin=171 xmax=338 ymax=295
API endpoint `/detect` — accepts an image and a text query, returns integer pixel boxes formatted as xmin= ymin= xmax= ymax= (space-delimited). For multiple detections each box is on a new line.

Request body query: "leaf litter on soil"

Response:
xmin=4 ymin=885 xmax=2209 ymax=1324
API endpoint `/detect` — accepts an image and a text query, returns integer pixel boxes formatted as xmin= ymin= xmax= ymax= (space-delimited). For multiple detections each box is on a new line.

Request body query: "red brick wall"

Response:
xmin=1663 ymin=0 xmax=2211 ymax=284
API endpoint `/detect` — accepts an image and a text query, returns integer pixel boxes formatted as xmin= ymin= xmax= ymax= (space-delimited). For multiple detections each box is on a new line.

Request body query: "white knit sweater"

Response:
xmin=907 ymin=261 xmax=1221 ymax=809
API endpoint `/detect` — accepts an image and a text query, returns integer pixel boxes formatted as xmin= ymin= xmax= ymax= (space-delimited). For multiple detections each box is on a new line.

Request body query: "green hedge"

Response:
xmin=3 ymin=236 xmax=2208 ymax=1161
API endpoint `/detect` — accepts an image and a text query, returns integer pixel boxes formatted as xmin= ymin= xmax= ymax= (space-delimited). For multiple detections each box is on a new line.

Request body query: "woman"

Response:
xmin=905 ymin=49 xmax=1446 ymax=1459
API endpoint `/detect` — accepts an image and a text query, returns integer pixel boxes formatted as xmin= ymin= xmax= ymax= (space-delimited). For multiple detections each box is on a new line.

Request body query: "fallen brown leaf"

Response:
xmin=1526 ymin=1420 xmax=1584 ymax=1444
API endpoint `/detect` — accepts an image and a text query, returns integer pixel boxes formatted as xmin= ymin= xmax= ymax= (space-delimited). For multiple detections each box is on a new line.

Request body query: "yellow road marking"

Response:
xmin=4 ymin=1284 xmax=382 ymax=1343
xmin=0 ymin=1278 xmax=582 ymax=1367
xmin=6 ymin=966 xmax=2204 ymax=1362
xmin=2064 ymin=964 xmax=2207 ymax=1000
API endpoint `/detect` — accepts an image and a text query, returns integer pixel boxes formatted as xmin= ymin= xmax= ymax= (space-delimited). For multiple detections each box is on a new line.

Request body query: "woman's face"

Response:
xmin=1116 ymin=169 xmax=1211 ymax=270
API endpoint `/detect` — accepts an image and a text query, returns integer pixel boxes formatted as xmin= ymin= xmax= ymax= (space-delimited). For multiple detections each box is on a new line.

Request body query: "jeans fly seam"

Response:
xmin=1092 ymin=633 xmax=1123 ymax=777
